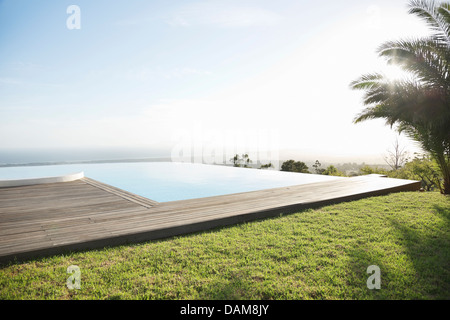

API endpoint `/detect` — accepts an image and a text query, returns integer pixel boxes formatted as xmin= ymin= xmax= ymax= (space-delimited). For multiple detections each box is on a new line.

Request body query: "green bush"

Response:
xmin=322 ymin=165 xmax=345 ymax=176
xmin=358 ymin=154 xmax=442 ymax=191
xmin=280 ymin=160 xmax=309 ymax=173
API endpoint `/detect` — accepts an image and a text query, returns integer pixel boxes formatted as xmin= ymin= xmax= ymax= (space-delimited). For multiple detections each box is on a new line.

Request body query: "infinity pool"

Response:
xmin=0 ymin=162 xmax=344 ymax=202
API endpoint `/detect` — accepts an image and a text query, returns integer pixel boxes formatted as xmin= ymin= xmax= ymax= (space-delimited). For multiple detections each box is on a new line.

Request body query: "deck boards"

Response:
xmin=0 ymin=174 xmax=421 ymax=264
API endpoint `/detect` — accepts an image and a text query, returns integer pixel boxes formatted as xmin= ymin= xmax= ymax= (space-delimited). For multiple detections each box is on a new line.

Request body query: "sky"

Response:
xmin=0 ymin=0 xmax=433 ymax=165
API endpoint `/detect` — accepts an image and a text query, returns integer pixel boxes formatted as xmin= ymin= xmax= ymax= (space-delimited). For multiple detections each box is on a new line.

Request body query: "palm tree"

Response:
xmin=242 ymin=154 xmax=252 ymax=167
xmin=350 ymin=0 xmax=450 ymax=194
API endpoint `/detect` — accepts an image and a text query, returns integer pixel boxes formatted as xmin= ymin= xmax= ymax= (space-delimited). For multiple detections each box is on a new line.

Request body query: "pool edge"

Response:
xmin=0 ymin=171 xmax=84 ymax=188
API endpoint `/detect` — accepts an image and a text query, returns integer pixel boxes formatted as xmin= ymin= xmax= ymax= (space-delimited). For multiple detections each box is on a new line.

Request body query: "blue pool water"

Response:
xmin=0 ymin=162 xmax=344 ymax=202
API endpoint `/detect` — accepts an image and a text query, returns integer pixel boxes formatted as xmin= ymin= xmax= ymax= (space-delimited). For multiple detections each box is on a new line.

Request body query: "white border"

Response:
xmin=0 ymin=172 xmax=84 ymax=188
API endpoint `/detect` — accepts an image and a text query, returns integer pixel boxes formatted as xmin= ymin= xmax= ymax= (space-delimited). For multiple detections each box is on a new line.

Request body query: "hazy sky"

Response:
xmin=0 ymin=0 xmax=432 ymax=163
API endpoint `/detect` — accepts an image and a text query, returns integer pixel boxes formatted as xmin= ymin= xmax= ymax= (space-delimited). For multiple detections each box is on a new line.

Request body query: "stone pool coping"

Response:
xmin=0 ymin=171 xmax=85 ymax=188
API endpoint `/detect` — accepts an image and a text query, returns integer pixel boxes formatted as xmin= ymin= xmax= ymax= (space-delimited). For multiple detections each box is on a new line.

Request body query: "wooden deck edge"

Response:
xmin=81 ymin=177 xmax=159 ymax=208
xmin=0 ymin=179 xmax=421 ymax=265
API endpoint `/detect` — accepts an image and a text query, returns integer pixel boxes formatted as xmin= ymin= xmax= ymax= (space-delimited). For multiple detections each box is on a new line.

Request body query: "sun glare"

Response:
xmin=383 ymin=65 xmax=411 ymax=82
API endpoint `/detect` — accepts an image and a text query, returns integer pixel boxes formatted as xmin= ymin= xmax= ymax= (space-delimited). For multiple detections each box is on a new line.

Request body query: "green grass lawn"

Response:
xmin=0 ymin=191 xmax=449 ymax=300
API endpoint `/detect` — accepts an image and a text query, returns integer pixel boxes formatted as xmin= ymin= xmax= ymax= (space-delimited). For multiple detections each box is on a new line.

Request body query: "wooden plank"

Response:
xmin=0 ymin=174 xmax=421 ymax=264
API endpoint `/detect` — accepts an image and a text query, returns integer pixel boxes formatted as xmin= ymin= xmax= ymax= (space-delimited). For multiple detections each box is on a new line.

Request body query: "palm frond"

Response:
xmin=378 ymin=38 xmax=450 ymax=89
xmin=438 ymin=3 xmax=450 ymax=25
xmin=349 ymin=73 xmax=384 ymax=90
xmin=408 ymin=0 xmax=450 ymax=44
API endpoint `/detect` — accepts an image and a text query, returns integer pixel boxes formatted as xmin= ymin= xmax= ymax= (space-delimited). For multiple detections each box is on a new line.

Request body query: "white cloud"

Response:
xmin=5 ymin=61 xmax=45 ymax=72
xmin=0 ymin=77 xmax=63 ymax=88
xmin=166 ymin=2 xmax=282 ymax=28
xmin=161 ymin=67 xmax=212 ymax=79
xmin=0 ymin=77 xmax=23 ymax=85
xmin=122 ymin=66 xmax=212 ymax=81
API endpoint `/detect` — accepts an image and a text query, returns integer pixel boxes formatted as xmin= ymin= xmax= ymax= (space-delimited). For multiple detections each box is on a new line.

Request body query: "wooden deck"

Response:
xmin=0 ymin=174 xmax=421 ymax=264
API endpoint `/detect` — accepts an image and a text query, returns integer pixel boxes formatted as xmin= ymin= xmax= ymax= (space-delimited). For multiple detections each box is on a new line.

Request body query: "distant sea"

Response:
xmin=0 ymin=147 xmax=172 ymax=167
xmin=0 ymin=147 xmax=387 ymax=168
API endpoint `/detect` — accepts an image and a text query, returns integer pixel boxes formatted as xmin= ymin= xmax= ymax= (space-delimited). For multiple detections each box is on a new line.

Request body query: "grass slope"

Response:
xmin=0 ymin=191 xmax=449 ymax=300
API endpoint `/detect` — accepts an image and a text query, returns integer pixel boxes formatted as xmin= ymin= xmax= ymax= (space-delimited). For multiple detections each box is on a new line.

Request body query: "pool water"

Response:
xmin=0 ymin=162 xmax=344 ymax=202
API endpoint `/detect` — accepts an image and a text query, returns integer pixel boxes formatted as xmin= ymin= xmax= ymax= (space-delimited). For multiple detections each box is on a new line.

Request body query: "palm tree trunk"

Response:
xmin=434 ymin=153 xmax=450 ymax=194
xmin=442 ymin=169 xmax=450 ymax=194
